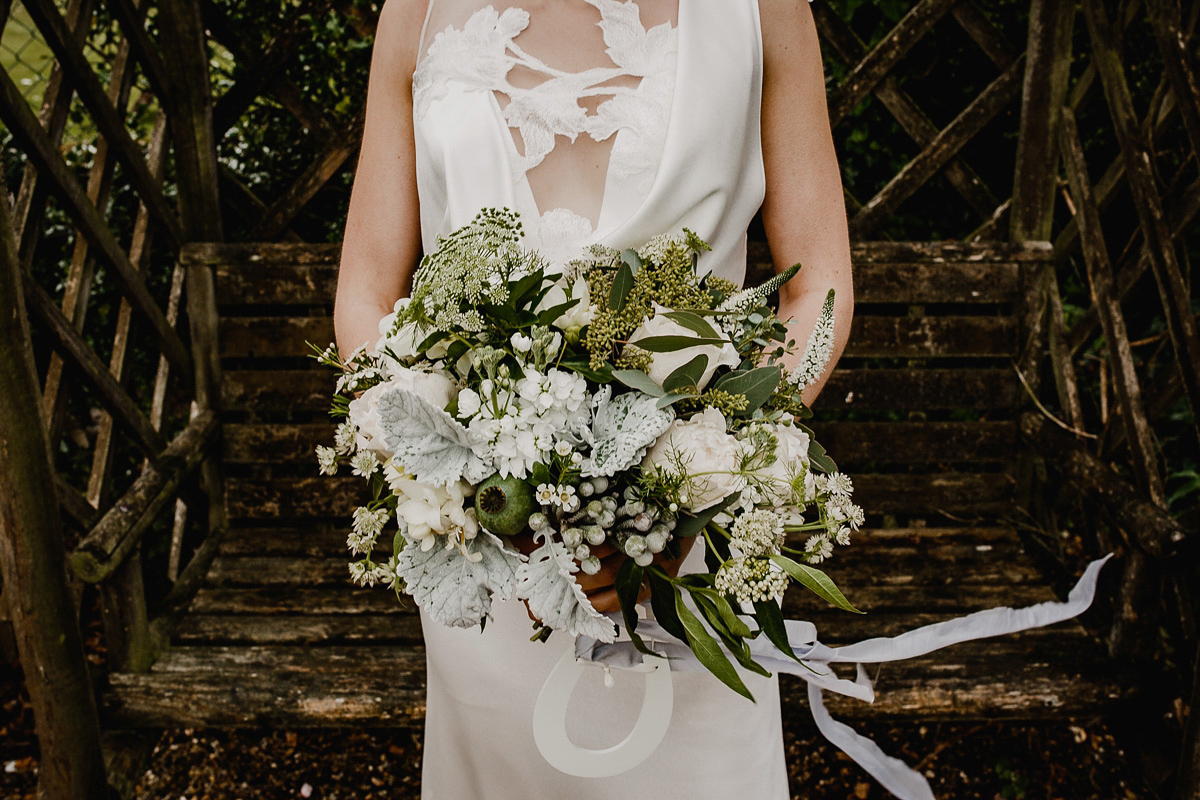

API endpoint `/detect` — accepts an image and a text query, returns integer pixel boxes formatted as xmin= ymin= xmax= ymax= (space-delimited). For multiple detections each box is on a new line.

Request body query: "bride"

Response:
xmin=333 ymin=0 xmax=854 ymax=796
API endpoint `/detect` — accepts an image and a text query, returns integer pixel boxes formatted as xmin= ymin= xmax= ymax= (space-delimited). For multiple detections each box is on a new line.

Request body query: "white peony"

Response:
xmin=627 ymin=303 xmax=741 ymax=390
xmin=759 ymin=423 xmax=812 ymax=505
xmin=642 ymin=406 xmax=746 ymax=512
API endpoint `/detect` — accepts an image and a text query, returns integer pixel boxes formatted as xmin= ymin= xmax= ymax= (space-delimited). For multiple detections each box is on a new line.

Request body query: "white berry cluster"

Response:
xmin=729 ymin=509 xmax=785 ymax=557
xmin=715 ymin=556 xmax=790 ymax=605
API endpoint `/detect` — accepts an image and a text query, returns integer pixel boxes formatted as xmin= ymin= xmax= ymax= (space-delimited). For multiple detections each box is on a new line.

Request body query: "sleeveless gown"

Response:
xmin=409 ymin=1 xmax=790 ymax=796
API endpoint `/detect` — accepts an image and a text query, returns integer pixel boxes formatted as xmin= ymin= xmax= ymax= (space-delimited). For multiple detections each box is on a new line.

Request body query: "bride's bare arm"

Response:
xmin=334 ymin=0 xmax=428 ymax=360
xmin=759 ymin=0 xmax=855 ymax=409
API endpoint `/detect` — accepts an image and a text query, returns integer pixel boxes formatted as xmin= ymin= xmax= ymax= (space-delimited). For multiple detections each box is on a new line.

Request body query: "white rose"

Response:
xmin=386 ymin=366 xmax=458 ymax=412
xmin=346 ymin=382 xmax=393 ymax=459
xmin=627 ymin=303 xmax=741 ymax=391
xmin=642 ymin=407 xmax=746 ymax=511
xmin=759 ymin=423 xmax=811 ymax=504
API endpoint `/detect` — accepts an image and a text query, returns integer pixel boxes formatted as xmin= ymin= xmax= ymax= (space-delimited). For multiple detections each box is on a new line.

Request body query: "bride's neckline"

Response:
xmin=412 ymin=0 xmax=682 ymax=238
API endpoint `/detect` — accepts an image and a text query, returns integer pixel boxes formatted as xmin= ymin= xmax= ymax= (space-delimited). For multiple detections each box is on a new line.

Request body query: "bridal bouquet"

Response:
xmin=308 ymin=207 xmax=863 ymax=699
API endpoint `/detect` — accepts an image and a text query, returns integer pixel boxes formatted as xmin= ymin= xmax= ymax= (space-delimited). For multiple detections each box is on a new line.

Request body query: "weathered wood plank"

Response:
xmin=818 ymin=369 xmax=1021 ymax=411
xmin=218 ymin=260 xmax=1024 ymax=308
xmin=100 ymin=635 xmax=1126 ymax=727
xmin=187 ymin=576 xmax=1047 ymax=618
xmin=173 ymin=613 xmax=425 ymax=644
xmin=171 ymin=607 xmax=1083 ymax=648
xmin=805 ymin=420 xmax=1016 ymax=462
xmin=223 ymin=472 xmax=1015 ymax=520
xmin=201 ymin=541 xmax=1037 ymax=590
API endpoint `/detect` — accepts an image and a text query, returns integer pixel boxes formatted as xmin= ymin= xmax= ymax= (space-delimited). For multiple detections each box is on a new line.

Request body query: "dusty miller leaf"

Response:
xmin=581 ymin=390 xmax=674 ymax=478
xmin=515 ymin=537 xmax=617 ymax=643
xmin=377 ymin=387 xmax=491 ymax=487
xmin=396 ymin=530 xmax=524 ymax=628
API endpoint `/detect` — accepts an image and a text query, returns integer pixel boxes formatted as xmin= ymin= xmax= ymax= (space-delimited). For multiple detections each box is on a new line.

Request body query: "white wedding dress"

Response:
xmin=409 ymin=1 xmax=790 ymax=797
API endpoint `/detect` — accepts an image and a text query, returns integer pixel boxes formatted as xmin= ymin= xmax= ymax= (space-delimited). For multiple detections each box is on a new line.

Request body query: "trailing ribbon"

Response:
xmin=572 ymin=553 xmax=1114 ymax=799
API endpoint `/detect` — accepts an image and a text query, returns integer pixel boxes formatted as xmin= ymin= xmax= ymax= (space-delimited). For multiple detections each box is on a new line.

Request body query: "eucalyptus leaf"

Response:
xmin=807 ymin=438 xmax=837 ymax=473
xmin=632 ymin=334 xmax=730 ymax=352
xmin=646 ymin=567 xmax=688 ymax=642
xmin=610 ymin=262 xmax=635 ymax=311
xmin=752 ymin=599 xmax=807 ymax=666
xmin=712 ymin=366 xmax=781 ymax=415
xmin=673 ymin=492 xmax=741 ymax=539
xmin=536 ymin=298 xmax=580 ymax=326
xmin=663 ymin=353 xmax=709 ymax=393
xmin=693 ymin=593 xmax=771 ymax=678
xmin=691 ymin=587 xmax=753 ymax=637
xmin=661 ymin=310 xmax=719 ymax=339
xmin=655 ymin=391 xmax=699 ymax=409
xmin=769 ymin=555 xmax=862 ymax=613
xmin=620 ymin=248 xmax=642 ymax=274
xmin=615 ymin=559 xmax=654 ymax=655
xmin=611 ymin=369 xmax=665 ymax=397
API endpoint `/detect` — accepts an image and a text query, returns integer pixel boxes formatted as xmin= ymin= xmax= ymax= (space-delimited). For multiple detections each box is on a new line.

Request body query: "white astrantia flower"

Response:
xmin=316 ymin=445 xmax=339 ymax=476
xmin=803 ymin=534 xmax=834 ymax=564
xmin=351 ymin=450 xmax=378 ymax=478
xmin=714 ymin=557 xmax=789 ymax=605
xmin=729 ymin=509 xmax=785 ymax=557
xmin=334 ymin=421 xmax=356 ymax=455
xmin=835 ymin=526 xmax=852 ymax=546
xmin=825 ymin=471 xmax=854 ymax=497
xmin=788 ymin=289 xmax=836 ymax=390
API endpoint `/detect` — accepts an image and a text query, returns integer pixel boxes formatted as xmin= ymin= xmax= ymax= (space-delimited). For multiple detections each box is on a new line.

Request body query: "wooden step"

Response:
xmin=100 ymin=629 xmax=1126 ymax=728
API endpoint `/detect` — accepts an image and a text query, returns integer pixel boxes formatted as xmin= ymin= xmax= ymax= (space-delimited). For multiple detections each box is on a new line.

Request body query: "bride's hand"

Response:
xmin=576 ymin=539 xmax=697 ymax=614
xmin=509 ymin=529 xmax=697 ymax=619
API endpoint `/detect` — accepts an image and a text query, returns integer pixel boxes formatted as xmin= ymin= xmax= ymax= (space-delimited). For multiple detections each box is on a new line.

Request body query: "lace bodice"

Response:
xmin=413 ymin=0 xmax=679 ymax=259
xmin=409 ymin=0 xmax=765 ymax=286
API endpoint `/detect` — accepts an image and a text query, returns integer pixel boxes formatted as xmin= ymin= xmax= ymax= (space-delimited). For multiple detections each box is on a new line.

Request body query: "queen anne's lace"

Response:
xmin=413 ymin=0 xmax=678 ymax=197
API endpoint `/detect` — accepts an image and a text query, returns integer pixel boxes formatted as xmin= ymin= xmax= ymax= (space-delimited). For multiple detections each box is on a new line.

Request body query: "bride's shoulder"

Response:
xmin=375 ymin=0 xmax=433 ymax=78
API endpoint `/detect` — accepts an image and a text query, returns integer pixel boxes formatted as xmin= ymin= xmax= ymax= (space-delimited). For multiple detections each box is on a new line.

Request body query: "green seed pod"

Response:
xmin=474 ymin=473 xmax=536 ymax=537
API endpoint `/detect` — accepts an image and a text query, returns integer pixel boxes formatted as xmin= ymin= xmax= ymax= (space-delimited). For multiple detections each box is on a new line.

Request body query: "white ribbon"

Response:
xmin=555 ymin=553 xmax=1113 ymax=797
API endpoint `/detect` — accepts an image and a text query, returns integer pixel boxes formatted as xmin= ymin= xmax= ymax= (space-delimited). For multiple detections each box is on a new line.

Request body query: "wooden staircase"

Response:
xmin=99 ymin=240 xmax=1129 ymax=728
